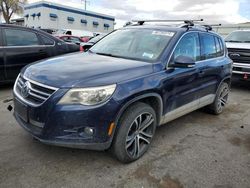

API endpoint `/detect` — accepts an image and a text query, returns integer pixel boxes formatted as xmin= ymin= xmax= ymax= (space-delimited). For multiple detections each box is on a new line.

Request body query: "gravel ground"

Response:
xmin=0 ymin=80 xmax=250 ymax=188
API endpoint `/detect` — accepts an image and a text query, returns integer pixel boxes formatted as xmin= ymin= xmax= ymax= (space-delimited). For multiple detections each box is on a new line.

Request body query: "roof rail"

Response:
xmin=132 ymin=19 xmax=204 ymax=26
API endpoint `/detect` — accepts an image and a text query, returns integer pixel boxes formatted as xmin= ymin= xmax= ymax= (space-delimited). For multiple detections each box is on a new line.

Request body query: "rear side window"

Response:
xmin=173 ymin=32 xmax=201 ymax=61
xmin=200 ymin=33 xmax=217 ymax=60
xmin=218 ymin=38 xmax=225 ymax=56
xmin=214 ymin=36 xmax=225 ymax=57
xmin=40 ymin=35 xmax=54 ymax=45
xmin=4 ymin=29 xmax=39 ymax=46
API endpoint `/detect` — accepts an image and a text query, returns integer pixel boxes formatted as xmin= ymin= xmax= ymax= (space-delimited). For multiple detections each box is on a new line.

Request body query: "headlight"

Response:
xmin=58 ymin=84 xmax=116 ymax=106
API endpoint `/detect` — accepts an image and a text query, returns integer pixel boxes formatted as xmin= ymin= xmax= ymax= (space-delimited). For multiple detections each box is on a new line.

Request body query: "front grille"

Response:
xmin=14 ymin=75 xmax=58 ymax=106
xmin=228 ymin=48 xmax=250 ymax=64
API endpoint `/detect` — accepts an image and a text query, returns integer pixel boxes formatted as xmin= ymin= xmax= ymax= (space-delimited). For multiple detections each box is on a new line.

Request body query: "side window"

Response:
xmin=173 ymin=32 xmax=200 ymax=61
xmin=214 ymin=37 xmax=221 ymax=57
xmin=200 ymin=33 xmax=217 ymax=59
xmin=218 ymin=38 xmax=225 ymax=56
xmin=5 ymin=29 xmax=39 ymax=46
xmin=40 ymin=35 xmax=55 ymax=45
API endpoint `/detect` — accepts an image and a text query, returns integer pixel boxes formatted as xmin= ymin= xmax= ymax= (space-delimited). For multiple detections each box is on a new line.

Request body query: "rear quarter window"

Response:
xmin=40 ymin=35 xmax=55 ymax=45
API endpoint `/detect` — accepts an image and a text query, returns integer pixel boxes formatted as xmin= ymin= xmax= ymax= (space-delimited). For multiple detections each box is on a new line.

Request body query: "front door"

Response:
xmin=161 ymin=32 xmax=202 ymax=122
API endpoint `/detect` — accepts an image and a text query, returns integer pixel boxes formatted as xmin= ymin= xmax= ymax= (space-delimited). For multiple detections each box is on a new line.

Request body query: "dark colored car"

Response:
xmin=225 ymin=30 xmax=250 ymax=81
xmin=13 ymin=21 xmax=232 ymax=163
xmin=0 ymin=24 xmax=80 ymax=84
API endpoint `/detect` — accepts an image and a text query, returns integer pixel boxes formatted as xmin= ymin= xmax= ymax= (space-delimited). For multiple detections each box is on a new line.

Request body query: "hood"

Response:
xmin=226 ymin=42 xmax=250 ymax=49
xmin=23 ymin=52 xmax=153 ymax=88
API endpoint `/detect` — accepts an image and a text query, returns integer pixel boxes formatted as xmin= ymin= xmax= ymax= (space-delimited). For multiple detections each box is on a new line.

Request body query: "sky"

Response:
xmin=25 ymin=0 xmax=250 ymax=28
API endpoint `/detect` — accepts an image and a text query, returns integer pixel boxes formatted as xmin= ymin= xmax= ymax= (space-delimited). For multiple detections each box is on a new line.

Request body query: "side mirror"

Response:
xmin=172 ymin=55 xmax=195 ymax=68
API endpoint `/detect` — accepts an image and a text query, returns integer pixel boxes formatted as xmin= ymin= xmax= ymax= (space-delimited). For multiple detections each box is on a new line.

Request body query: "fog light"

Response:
xmin=84 ymin=127 xmax=94 ymax=136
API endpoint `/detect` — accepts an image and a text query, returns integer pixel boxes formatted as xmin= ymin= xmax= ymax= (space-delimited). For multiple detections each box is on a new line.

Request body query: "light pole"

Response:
xmin=81 ymin=0 xmax=90 ymax=11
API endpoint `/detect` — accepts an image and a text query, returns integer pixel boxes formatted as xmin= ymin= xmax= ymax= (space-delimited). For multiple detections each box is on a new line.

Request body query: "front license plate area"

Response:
xmin=14 ymin=99 xmax=28 ymax=123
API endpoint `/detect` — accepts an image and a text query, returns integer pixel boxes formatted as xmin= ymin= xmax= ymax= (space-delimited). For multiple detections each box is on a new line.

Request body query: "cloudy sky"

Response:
xmin=28 ymin=0 xmax=250 ymax=28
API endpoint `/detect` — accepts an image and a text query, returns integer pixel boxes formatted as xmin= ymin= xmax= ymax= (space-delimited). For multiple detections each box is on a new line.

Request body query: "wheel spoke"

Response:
xmin=136 ymin=136 xmax=140 ymax=157
xmin=221 ymin=89 xmax=229 ymax=98
xmin=139 ymin=135 xmax=151 ymax=144
xmin=138 ymin=114 xmax=142 ymax=128
xmin=132 ymin=136 xmax=140 ymax=158
xmin=220 ymin=98 xmax=227 ymax=105
xmin=126 ymin=135 xmax=136 ymax=149
xmin=139 ymin=114 xmax=154 ymax=131
xmin=140 ymin=131 xmax=153 ymax=139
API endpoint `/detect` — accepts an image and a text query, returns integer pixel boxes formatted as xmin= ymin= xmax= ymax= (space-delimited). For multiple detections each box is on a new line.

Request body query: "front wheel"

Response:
xmin=112 ymin=102 xmax=157 ymax=163
xmin=208 ymin=82 xmax=230 ymax=115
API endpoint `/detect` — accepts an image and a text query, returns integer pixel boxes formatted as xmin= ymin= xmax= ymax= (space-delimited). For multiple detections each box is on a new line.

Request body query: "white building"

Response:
xmin=23 ymin=1 xmax=115 ymax=33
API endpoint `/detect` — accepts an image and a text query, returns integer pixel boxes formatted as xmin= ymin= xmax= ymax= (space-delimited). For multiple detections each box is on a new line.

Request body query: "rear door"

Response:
xmin=3 ymin=28 xmax=47 ymax=81
xmin=197 ymin=33 xmax=225 ymax=98
xmin=0 ymin=28 xmax=5 ymax=82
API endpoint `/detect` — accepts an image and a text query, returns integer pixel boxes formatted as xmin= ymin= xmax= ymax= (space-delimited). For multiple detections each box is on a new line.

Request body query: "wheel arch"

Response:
xmin=113 ymin=93 xmax=163 ymax=138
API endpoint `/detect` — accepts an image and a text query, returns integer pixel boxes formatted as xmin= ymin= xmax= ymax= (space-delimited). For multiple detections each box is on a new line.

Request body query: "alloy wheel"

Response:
xmin=125 ymin=112 xmax=155 ymax=158
xmin=217 ymin=85 xmax=229 ymax=113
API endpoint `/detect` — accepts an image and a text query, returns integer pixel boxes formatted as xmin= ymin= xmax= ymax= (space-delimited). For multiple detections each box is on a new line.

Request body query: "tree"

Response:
xmin=0 ymin=0 xmax=27 ymax=24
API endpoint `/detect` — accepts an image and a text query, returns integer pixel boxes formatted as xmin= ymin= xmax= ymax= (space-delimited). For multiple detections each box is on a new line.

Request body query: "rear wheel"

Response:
xmin=112 ymin=102 xmax=157 ymax=163
xmin=208 ymin=82 xmax=230 ymax=115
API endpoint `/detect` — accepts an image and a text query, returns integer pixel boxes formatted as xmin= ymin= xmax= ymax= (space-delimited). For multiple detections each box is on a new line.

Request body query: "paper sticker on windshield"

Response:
xmin=152 ymin=31 xmax=175 ymax=37
xmin=143 ymin=52 xmax=154 ymax=59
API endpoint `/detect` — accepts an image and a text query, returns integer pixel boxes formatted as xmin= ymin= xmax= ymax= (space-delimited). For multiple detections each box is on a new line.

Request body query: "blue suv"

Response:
xmin=13 ymin=20 xmax=232 ymax=163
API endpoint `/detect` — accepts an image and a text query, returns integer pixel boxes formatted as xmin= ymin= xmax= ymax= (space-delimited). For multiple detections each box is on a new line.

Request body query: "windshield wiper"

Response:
xmin=95 ymin=52 xmax=121 ymax=58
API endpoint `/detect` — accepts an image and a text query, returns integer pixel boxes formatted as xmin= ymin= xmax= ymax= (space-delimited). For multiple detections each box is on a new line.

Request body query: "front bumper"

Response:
xmin=15 ymin=112 xmax=111 ymax=150
xmin=232 ymin=63 xmax=250 ymax=74
xmin=232 ymin=63 xmax=250 ymax=80
xmin=13 ymin=89 xmax=120 ymax=150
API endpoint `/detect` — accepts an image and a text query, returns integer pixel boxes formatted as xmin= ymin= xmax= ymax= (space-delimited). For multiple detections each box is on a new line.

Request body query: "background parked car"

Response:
xmin=0 ymin=24 xmax=80 ymax=84
xmin=53 ymin=29 xmax=94 ymax=38
xmin=56 ymin=35 xmax=87 ymax=45
xmin=225 ymin=30 xmax=250 ymax=81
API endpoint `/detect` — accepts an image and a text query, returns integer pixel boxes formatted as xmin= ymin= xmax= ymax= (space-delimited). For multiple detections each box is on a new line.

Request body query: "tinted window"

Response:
xmin=41 ymin=35 xmax=54 ymax=45
xmin=5 ymin=29 xmax=39 ymax=46
xmin=218 ymin=38 xmax=225 ymax=56
xmin=173 ymin=32 xmax=200 ymax=61
xmin=214 ymin=37 xmax=224 ymax=57
xmin=200 ymin=33 xmax=217 ymax=59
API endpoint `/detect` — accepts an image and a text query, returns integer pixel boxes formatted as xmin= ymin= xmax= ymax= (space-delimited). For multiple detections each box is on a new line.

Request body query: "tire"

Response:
xmin=207 ymin=82 xmax=230 ymax=115
xmin=112 ymin=102 xmax=157 ymax=163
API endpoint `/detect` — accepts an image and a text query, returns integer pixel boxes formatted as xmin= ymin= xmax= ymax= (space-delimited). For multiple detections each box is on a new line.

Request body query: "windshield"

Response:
xmin=225 ymin=31 xmax=250 ymax=43
xmin=90 ymin=29 xmax=175 ymax=62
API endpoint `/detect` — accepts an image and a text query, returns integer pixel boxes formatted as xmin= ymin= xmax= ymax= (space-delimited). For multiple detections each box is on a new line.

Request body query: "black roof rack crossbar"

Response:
xmin=132 ymin=19 xmax=203 ymax=25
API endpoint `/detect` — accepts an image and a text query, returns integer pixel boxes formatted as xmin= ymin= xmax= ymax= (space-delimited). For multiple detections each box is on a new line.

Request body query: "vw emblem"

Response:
xmin=21 ymin=81 xmax=30 ymax=98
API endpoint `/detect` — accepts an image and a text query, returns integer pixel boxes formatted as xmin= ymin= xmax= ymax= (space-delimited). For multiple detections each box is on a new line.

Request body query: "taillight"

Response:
xmin=80 ymin=45 xmax=84 ymax=52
